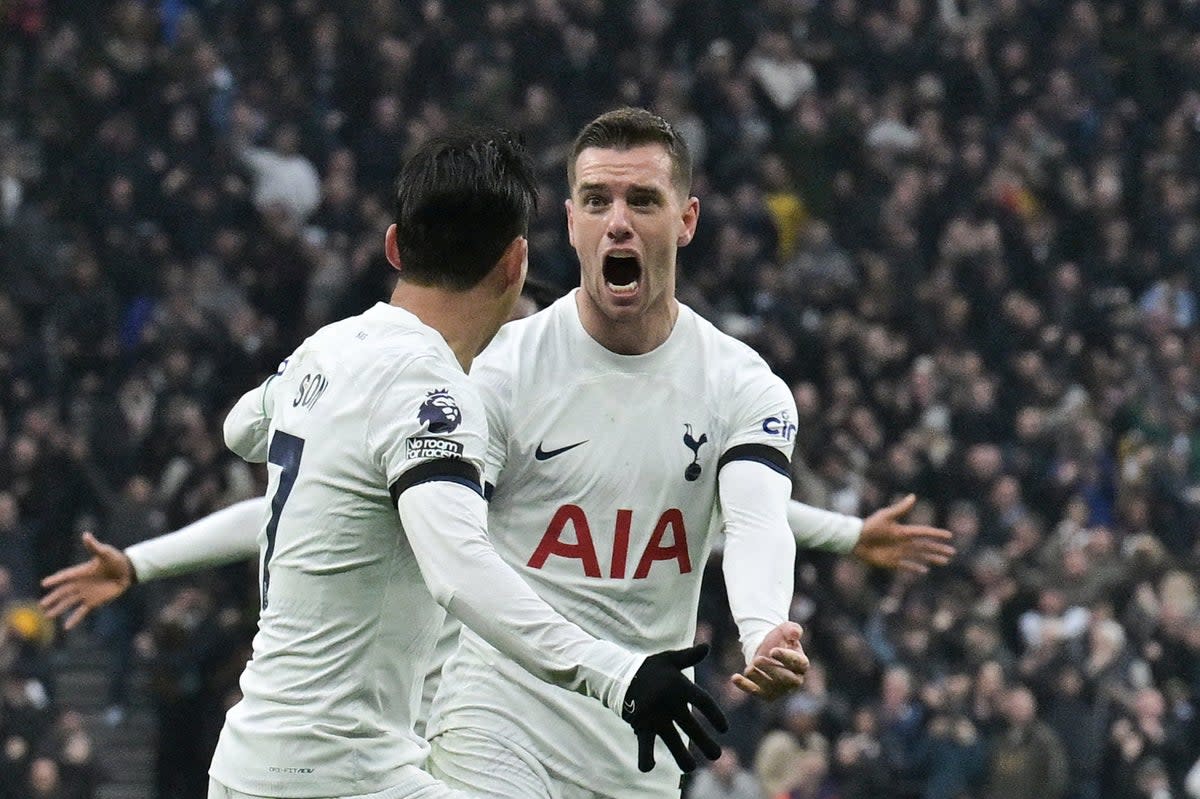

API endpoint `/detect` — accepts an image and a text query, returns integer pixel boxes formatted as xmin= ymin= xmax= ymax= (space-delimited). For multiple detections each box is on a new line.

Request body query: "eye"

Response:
xmin=582 ymin=194 xmax=607 ymax=208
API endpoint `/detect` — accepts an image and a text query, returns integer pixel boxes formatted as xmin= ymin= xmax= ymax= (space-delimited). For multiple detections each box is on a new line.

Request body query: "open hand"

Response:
xmin=40 ymin=533 xmax=135 ymax=629
xmin=853 ymin=494 xmax=955 ymax=573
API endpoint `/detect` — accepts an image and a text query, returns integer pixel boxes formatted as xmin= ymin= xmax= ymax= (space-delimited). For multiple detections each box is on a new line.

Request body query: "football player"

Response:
xmin=422 ymin=107 xmax=952 ymax=799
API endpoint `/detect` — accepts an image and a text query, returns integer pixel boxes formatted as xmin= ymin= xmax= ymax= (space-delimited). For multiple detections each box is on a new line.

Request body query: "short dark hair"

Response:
xmin=568 ymin=107 xmax=692 ymax=195
xmin=392 ymin=130 xmax=537 ymax=290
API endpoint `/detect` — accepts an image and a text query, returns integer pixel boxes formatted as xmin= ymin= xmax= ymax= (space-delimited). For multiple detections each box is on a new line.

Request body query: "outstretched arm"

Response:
xmin=788 ymin=495 xmax=955 ymax=573
xmin=40 ymin=497 xmax=266 ymax=629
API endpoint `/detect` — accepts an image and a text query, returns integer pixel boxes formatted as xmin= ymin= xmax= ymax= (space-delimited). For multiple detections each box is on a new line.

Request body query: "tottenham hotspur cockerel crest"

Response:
xmin=418 ymin=388 xmax=462 ymax=433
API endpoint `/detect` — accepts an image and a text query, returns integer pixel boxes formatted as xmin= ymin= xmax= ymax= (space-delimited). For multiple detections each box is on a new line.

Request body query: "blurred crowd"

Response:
xmin=1 ymin=0 xmax=1200 ymax=797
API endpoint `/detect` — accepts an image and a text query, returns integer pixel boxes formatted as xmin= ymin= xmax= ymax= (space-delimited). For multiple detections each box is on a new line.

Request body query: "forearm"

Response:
xmin=397 ymin=481 xmax=641 ymax=716
xmin=787 ymin=499 xmax=862 ymax=554
xmin=126 ymin=497 xmax=265 ymax=582
xmin=720 ymin=461 xmax=797 ymax=664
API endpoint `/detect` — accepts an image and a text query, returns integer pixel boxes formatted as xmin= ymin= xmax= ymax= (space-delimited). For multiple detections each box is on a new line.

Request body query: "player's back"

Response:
xmin=211 ymin=302 xmax=482 ymax=798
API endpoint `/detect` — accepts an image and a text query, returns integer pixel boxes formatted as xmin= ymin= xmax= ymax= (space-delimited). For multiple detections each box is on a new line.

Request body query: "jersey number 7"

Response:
xmin=263 ymin=431 xmax=304 ymax=610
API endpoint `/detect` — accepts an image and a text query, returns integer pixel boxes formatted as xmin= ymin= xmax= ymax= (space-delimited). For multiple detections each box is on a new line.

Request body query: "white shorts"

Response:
xmin=427 ymin=728 xmax=645 ymax=799
xmin=207 ymin=768 xmax=475 ymax=799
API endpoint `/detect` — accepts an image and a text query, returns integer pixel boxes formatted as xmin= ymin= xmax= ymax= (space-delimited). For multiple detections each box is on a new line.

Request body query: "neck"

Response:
xmin=574 ymin=291 xmax=678 ymax=355
xmin=390 ymin=280 xmax=503 ymax=371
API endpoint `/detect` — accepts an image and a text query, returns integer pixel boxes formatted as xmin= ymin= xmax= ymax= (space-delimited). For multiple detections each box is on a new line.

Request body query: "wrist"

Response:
xmin=844 ymin=518 xmax=865 ymax=551
xmin=122 ymin=551 xmax=139 ymax=586
xmin=610 ymin=652 xmax=645 ymax=720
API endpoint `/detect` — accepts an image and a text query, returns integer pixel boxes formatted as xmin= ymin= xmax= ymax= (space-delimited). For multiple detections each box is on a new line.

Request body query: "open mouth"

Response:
xmin=602 ymin=252 xmax=641 ymax=296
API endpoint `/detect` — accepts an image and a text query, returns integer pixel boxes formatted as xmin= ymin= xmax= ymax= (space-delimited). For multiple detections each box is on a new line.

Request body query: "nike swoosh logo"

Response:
xmin=535 ymin=440 xmax=588 ymax=460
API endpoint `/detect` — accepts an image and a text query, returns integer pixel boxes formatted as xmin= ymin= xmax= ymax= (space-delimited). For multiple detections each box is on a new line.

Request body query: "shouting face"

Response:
xmin=567 ymin=144 xmax=698 ymax=349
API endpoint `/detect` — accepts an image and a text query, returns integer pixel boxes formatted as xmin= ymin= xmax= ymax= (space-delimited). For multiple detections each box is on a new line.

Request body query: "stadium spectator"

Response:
xmin=688 ymin=748 xmax=763 ymax=799
xmin=983 ymin=685 xmax=1069 ymax=799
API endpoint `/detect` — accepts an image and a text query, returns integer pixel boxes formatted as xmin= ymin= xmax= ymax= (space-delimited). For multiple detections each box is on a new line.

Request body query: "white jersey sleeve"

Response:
xmin=715 ymin=364 xmax=863 ymax=553
xmin=125 ymin=497 xmax=266 ymax=581
xmin=224 ymin=359 xmax=289 ymax=463
xmin=787 ymin=499 xmax=862 ymax=553
xmin=367 ymin=354 xmax=490 ymax=496
xmin=717 ymin=359 xmax=797 ymax=474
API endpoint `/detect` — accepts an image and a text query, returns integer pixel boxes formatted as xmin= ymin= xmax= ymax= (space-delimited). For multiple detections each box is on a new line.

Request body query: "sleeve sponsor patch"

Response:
xmin=761 ymin=410 xmax=796 ymax=441
xmin=406 ymin=437 xmax=465 ymax=460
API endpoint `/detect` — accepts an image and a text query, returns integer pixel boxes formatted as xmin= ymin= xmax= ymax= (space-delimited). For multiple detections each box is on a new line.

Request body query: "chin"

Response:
xmin=594 ymin=290 xmax=646 ymax=320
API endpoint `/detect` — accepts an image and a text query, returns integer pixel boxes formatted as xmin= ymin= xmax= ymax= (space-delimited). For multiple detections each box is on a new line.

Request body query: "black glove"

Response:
xmin=621 ymin=643 xmax=728 ymax=773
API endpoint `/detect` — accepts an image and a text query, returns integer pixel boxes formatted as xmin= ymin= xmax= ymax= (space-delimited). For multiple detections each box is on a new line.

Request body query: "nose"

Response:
xmin=605 ymin=200 xmax=632 ymax=242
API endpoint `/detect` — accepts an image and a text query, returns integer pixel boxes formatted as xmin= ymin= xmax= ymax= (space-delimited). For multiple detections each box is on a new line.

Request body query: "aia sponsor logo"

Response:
xmin=527 ymin=505 xmax=692 ymax=579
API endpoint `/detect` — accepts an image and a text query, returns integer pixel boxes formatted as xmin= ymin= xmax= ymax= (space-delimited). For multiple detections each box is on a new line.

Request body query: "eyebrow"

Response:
xmin=576 ymin=182 xmax=666 ymax=199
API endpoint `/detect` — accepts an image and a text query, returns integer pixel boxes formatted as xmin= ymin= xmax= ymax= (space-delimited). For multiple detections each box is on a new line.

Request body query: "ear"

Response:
xmin=384 ymin=224 xmax=402 ymax=271
xmin=565 ymin=198 xmax=576 ymax=249
xmin=496 ymin=235 xmax=528 ymax=294
xmin=677 ymin=196 xmax=700 ymax=247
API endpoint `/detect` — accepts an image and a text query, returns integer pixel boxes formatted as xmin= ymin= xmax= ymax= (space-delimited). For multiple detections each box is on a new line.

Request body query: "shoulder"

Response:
xmin=680 ymin=305 xmax=787 ymax=396
xmin=327 ymin=309 xmax=457 ymax=387
xmin=682 ymin=305 xmax=774 ymax=371
xmin=300 ymin=310 xmax=420 ymax=359
xmin=367 ymin=352 xmax=486 ymax=451
xmin=482 ymin=300 xmax=563 ymax=361
xmin=474 ymin=300 xmax=563 ymax=382
xmin=393 ymin=352 xmax=478 ymax=403
xmin=340 ymin=311 xmax=484 ymax=431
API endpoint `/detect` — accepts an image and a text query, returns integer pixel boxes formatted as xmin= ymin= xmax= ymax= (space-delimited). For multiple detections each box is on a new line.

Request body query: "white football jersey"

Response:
xmin=210 ymin=302 xmax=489 ymax=798
xmin=427 ymin=292 xmax=797 ymax=796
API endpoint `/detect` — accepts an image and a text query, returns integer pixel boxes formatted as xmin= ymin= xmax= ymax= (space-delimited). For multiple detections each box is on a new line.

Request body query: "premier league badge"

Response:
xmin=418 ymin=388 xmax=462 ymax=434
